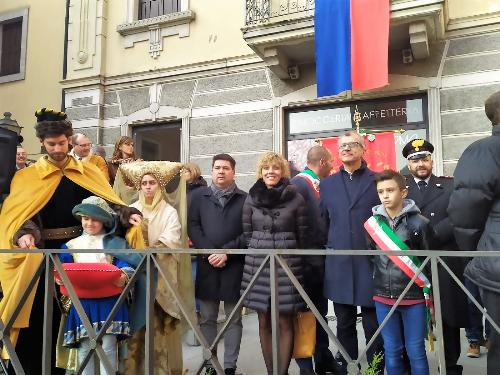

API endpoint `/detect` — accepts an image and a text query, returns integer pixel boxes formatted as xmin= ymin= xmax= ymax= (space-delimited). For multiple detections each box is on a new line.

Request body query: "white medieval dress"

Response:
xmin=124 ymin=189 xmax=192 ymax=375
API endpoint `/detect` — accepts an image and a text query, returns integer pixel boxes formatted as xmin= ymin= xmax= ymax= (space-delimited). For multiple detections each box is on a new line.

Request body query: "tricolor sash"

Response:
xmin=364 ymin=214 xmax=435 ymax=350
xmin=297 ymin=169 xmax=320 ymax=198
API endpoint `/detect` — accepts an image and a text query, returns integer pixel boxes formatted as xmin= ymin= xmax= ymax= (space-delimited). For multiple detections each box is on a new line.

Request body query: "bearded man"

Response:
xmin=0 ymin=108 xmax=143 ymax=374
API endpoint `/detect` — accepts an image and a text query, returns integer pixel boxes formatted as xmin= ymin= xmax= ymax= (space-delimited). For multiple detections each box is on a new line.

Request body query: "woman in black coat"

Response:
xmin=241 ymin=152 xmax=309 ymax=375
xmin=184 ymin=162 xmax=207 ymax=208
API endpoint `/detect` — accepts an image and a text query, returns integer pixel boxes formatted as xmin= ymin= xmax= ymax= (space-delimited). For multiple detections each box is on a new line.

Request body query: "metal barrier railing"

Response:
xmin=1 ymin=248 xmax=499 ymax=375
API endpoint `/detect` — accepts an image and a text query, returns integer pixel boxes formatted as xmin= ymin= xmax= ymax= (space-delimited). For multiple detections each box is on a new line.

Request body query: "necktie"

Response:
xmin=417 ymin=180 xmax=427 ymax=191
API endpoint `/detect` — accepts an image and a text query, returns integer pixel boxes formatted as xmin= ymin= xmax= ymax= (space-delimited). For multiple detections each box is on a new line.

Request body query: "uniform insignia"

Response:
xmin=411 ymin=139 xmax=425 ymax=151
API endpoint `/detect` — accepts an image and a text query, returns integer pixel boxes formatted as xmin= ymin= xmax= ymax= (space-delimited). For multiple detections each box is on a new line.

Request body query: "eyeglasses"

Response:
xmin=338 ymin=141 xmax=362 ymax=150
xmin=76 ymin=143 xmax=92 ymax=148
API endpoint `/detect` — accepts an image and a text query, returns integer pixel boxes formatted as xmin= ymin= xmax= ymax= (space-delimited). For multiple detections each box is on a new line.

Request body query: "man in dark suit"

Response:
xmin=403 ymin=139 xmax=469 ymax=375
xmin=188 ymin=153 xmax=247 ymax=375
xmin=291 ymin=145 xmax=338 ymax=375
xmin=320 ymin=131 xmax=384 ymax=374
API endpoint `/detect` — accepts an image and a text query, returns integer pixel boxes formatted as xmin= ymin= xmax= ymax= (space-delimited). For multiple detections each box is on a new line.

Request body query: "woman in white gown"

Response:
xmin=119 ymin=160 xmax=194 ymax=375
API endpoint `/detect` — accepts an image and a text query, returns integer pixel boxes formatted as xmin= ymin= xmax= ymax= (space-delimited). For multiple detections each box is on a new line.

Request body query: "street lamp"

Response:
xmin=0 ymin=112 xmax=24 ymax=142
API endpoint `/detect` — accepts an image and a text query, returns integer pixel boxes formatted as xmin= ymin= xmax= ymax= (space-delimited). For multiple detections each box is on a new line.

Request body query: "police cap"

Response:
xmin=402 ymin=139 xmax=434 ymax=160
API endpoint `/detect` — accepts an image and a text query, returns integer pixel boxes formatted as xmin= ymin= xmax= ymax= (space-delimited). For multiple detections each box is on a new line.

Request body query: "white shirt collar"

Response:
xmin=69 ymin=149 xmax=91 ymax=162
xmin=413 ymin=175 xmax=431 ymax=185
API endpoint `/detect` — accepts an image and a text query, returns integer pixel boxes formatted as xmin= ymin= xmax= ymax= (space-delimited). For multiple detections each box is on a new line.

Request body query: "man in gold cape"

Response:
xmin=0 ymin=108 xmax=144 ymax=373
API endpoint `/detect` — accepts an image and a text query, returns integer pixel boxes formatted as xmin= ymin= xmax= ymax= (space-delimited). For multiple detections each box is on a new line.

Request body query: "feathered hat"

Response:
xmin=119 ymin=160 xmax=184 ymax=190
xmin=72 ymin=196 xmax=115 ymax=228
xmin=34 ymin=108 xmax=72 ymax=138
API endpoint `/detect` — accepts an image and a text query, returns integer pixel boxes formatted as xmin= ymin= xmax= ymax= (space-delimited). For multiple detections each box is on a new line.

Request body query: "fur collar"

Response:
xmin=249 ymin=178 xmax=296 ymax=208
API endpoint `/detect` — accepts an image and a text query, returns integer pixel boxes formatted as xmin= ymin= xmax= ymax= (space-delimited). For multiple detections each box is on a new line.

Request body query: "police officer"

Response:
xmin=403 ymin=139 xmax=468 ymax=375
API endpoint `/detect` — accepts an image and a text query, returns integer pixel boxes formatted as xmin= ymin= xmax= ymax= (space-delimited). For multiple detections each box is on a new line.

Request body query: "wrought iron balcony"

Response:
xmin=245 ymin=0 xmax=314 ymax=25
xmin=243 ymin=0 xmax=446 ymax=80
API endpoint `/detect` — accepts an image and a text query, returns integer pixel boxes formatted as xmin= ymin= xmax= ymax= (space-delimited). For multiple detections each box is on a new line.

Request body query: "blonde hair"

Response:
xmin=256 ymin=152 xmax=290 ymax=179
xmin=184 ymin=162 xmax=202 ymax=180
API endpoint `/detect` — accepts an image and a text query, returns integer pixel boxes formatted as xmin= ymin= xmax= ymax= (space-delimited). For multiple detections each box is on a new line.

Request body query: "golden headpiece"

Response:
xmin=119 ymin=160 xmax=184 ymax=190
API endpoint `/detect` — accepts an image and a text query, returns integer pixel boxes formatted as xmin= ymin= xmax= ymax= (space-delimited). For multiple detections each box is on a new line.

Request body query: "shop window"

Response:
xmin=286 ymin=95 xmax=428 ymax=174
xmin=138 ymin=0 xmax=181 ymax=20
xmin=0 ymin=9 xmax=28 ymax=84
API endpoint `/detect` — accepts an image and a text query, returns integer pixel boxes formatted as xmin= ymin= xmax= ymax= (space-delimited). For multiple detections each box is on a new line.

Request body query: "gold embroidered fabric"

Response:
xmin=119 ymin=161 xmax=184 ymax=190
xmin=122 ymin=302 xmax=183 ymax=375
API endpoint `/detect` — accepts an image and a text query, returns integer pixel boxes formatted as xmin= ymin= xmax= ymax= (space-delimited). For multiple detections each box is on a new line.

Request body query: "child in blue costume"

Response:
xmin=59 ymin=196 xmax=135 ymax=375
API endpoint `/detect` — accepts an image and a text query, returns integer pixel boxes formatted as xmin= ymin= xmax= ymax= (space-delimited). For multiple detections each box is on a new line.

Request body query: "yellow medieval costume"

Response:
xmin=119 ymin=161 xmax=195 ymax=375
xmin=0 ymin=155 xmax=144 ymax=360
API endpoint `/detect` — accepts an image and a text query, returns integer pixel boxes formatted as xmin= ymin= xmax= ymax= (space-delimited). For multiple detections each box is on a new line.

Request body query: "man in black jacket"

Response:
xmin=291 ymin=145 xmax=338 ymax=375
xmin=403 ymin=139 xmax=468 ymax=375
xmin=448 ymin=91 xmax=500 ymax=375
xmin=188 ymin=153 xmax=247 ymax=375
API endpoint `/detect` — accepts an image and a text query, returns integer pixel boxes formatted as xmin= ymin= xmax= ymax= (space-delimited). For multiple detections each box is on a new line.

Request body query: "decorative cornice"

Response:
xmin=446 ymin=11 xmax=500 ymax=37
xmin=60 ymin=54 xmax=265 ymax=89
xmin=116 ymin=10 xmax=195 ymax=35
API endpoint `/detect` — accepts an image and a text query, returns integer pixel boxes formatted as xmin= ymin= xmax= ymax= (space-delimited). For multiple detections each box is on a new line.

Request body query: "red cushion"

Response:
xmin=54 ymin=263 xmax=124 ymax=298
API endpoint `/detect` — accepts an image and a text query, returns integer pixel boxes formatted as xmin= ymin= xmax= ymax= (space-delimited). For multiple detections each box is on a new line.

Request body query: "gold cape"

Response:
xmin=0 ymin=156 xmax=144 ymax=358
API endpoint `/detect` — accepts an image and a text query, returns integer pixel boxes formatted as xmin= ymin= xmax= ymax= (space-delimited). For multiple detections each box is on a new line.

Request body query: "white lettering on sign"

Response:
xmin=357 ymin=106 xmax=419 ymax=121
xmin=289 ymin=98 xmax=424 ymax=135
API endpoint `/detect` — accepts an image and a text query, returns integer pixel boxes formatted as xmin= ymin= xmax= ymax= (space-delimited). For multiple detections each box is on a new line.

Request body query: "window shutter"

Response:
xmin=1 ymin=19 xmax=22 ymax=76
xmin=138 ymin=0 xmax=181 ymax=20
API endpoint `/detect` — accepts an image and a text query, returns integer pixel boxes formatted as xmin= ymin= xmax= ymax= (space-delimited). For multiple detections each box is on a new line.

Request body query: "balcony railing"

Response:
xmin=246 ymin=0 xmax=315 ymax=25
xmin=1 ymin=248 xmax=498 ymax=374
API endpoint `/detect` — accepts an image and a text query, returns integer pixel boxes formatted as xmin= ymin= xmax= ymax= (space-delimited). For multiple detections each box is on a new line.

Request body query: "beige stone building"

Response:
xmin=0 ymin=1 xmax=66 ymax=156
xmin=3 ymin=0 xmax=500 ymax=188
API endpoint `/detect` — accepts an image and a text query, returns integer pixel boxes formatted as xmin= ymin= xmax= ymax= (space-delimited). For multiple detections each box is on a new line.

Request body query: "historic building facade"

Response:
xmin=2 ymin=1 xmax=500 ymax=188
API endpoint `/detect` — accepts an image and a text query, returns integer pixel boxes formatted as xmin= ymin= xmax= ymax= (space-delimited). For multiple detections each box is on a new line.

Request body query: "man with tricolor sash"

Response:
xmin=365 ymin=169 xmax=437 ymax=375
xmin=291 ymin=145 xmax=338 ymax=375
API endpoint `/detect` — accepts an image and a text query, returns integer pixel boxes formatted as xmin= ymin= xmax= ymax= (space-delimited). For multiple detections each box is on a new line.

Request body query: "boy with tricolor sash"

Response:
xmin=364 ymin=169 xmax=436 ymax=375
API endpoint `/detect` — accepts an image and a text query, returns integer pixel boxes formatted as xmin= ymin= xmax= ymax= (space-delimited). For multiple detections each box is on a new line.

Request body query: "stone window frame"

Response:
xmin=116 ymin=0 xmax=194 ymax=58
xmin=0 ymin=8 xmax=28 ymax=84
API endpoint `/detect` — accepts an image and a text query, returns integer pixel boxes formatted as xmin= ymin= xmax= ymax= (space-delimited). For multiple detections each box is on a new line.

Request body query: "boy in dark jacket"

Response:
xmin=365 ymin=169 xmax=436 ymax=375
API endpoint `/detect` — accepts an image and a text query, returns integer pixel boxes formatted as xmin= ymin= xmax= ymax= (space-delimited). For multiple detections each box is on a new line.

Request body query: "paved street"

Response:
xmin=183 ymin=308 xmax=488 ymax=375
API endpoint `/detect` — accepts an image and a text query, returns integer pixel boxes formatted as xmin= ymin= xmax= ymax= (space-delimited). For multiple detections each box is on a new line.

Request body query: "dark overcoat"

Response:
xmin=320 ymin=165 xmax=379 ymax=307
xmin=406 ymin=175 xmax=469 ymax=327
xmin=448 ymin=125 xmax=500 ymax=294
xmin=290 ymin=174 xmax=327 ymax=295
xmin=0 ymin=127 xmax=17 ymax=199
xmin=188 ymin=185 xmax=247 ymax=302
xmin=240 ymin=179 xmax=308 ymax=313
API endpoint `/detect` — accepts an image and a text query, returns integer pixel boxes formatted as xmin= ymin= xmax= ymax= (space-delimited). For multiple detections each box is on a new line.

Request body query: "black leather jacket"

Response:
xmin=369 ymin=200 xmax=437 ymax=300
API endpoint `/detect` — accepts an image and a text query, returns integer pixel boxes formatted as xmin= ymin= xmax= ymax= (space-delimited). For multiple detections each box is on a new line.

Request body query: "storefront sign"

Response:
xmin=289 ymin=97 xmax=425 ymax=135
